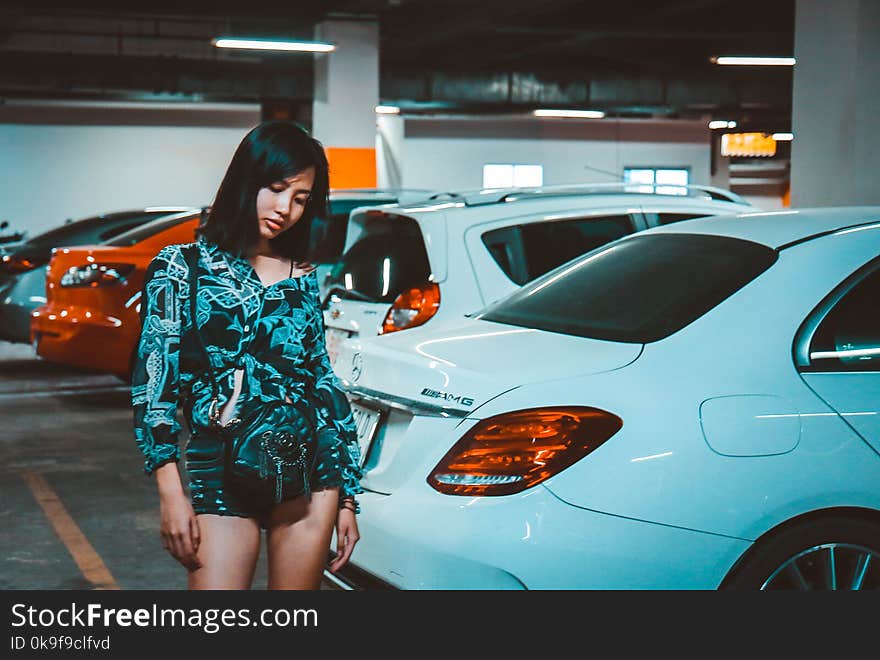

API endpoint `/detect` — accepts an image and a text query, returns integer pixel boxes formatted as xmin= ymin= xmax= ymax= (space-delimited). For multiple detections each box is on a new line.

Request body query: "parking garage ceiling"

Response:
xmin=0 ymin=0 xmax=795 ymax=130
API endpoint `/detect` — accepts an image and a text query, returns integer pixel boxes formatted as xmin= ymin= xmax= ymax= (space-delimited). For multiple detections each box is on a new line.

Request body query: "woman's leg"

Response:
xmin=188 ymin=514 xmax=261 ymax=590
xmin=265 ymin=488 xmax=339 ymax=590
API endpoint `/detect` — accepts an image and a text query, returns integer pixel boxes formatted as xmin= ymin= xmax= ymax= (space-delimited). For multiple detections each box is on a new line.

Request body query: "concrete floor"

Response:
xmin=0 ymin=341 xmax=338 ymax=590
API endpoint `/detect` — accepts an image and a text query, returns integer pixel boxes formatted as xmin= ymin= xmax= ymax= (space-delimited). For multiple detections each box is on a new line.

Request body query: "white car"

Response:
xmin=329 ymin=206 xmax=880 ymax=590
xmin=321 ymin=183 xmax=752 ymax=365
xmin=307 ymin=188 xmax=441 ymax=300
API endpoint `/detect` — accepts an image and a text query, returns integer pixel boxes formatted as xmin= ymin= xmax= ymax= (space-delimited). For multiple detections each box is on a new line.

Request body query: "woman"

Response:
xmin=131 ymin=121 xmax=362 ymax=589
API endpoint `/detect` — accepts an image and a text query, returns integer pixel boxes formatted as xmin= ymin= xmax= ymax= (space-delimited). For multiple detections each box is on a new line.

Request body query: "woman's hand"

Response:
xmin=328 ymin=507 xmax=359 ymax=573
xmin=155 ymin=463 xmax=202 ymax=572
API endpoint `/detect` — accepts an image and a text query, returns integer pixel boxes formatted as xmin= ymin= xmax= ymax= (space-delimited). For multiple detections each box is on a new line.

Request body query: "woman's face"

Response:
xmin=255 ymin=166 xmax=316 ymax=241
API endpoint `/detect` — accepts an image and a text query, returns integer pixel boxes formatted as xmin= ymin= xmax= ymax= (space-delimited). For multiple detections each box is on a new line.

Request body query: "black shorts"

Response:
xmin=184 ymin=429 xmax=345 ymax=529
xmin=184 ymin=429 xmax=275 ymax=528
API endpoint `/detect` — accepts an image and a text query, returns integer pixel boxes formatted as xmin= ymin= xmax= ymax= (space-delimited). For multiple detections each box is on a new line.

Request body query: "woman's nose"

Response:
xmin=275 ymin=194 xmax=293 ymax=217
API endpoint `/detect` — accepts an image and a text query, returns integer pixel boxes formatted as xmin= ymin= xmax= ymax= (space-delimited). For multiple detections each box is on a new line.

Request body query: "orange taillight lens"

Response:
xmin=0 ymin=255 xmax=37 ymax=273
xmin=380 ymin=281 xmax=440 ymax=334
xmin=428 ymin=407 xmax=622 ymax=496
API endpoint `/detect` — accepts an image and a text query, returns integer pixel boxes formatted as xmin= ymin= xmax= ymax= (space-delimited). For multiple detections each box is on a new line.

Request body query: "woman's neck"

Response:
xmin=250 ymin=237 xmax=279 ymax=259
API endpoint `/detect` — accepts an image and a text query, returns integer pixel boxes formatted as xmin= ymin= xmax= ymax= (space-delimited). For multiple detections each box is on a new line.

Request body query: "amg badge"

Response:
xmin=421 ymin=388 xmax=475 ymax=407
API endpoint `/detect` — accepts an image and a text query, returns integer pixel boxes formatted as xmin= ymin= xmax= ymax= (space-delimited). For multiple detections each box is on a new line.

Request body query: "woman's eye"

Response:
xmin=269 ymin=183 xmax=286 ymax=192
xmin=294 ymin=197 xmax=309 ymax=206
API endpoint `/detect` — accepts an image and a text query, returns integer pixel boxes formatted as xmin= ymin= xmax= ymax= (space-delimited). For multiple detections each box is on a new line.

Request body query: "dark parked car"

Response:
xmin=0 ymin=220 xmax=28 ymax=247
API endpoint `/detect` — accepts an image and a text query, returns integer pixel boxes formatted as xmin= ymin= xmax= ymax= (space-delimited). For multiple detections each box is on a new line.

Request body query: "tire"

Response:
xmin=723 ymin=517 xmax=880 ymax=590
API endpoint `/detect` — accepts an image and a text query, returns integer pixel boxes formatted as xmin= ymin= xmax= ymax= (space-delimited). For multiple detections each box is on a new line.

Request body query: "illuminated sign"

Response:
xmin=720 ymin=132 xmax=778 ymax=157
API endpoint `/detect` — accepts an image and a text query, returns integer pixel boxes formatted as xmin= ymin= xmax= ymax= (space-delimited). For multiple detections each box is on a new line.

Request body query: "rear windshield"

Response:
xmin=477 ymin=233 xmax=778 ymax=343
xmin=323 ymin=213 xmax=430 ymax=304
xmin=482 ymin=214 xmax=635 ymax=285
xmin=26 ymin=211 xmax=171 ymax=248
xmin=309 ymin=197 xmax=396 ymax=263
xmin=105 ymin=213 xmax=198 ymax=247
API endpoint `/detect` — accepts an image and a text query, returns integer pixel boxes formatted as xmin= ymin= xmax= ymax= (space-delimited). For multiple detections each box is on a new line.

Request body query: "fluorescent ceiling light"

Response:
xmin=375 ymin=105 xmax=400 ymax=114
xmin=534 ymin=109 xmax=605 ymax=119
xmin=772 ymin=132 xmax=794 ymax=141
xmin=708 ymin=120 xmax=737 ymax=129
xmin=712 ymin=56 xmax=796 ymax=66
xmin=212 ymin=38 xmax=335 ymax=53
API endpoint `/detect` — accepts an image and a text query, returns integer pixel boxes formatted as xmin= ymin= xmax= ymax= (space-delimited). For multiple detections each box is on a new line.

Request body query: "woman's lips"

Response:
xmin=265 ymin=218 xmax=283 ymax=232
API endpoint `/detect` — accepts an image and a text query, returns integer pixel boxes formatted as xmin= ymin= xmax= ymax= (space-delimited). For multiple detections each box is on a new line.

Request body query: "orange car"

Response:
xmin=31 ymin=211 xmax=201 ymax=379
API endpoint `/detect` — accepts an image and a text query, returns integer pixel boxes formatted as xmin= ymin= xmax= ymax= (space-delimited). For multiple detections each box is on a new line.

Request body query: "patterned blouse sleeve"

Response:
xmin=131 ymin=245 xmax=187 ymax=475
xmin=306 ymin=274 xmax=364 ymax=511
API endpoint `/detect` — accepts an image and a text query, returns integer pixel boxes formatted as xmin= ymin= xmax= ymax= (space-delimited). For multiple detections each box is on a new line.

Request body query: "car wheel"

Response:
xmin=723 ymin=517 xmax=880 ymax=590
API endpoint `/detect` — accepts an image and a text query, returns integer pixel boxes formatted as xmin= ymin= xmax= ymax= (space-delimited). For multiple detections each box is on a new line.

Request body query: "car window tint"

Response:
xmin=105 ymin=213 xmax=198 ymax=247
xmin=656 ymin=213 xmax=710 ymax=226
xmin=27 ymin=211 xmax=165 ymax=248
xmin=477 ymin=233 xmax=777 ymax=343
xmin=809 ymin=265 xmax=880 ymax=372
xmin=482 ymin=214 xmax=635 ymax=285
xmin=98 ymin=220 xmax=151 ymax=242
xmin=309 ymin=197 xmax=396 ymax=263
xmin=323 ymin=214 xmax=430 ymax=304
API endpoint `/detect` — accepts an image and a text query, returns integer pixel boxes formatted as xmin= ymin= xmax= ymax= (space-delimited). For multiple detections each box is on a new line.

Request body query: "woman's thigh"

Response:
xmin=188 ymin=514 xmax=262 ymax=590
xmin=265 ymin=488 xmax=339 ymax=590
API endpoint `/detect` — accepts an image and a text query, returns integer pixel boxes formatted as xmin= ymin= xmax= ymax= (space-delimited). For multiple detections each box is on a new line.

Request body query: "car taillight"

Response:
xmin=380 ymin=281 xmax=440 ymax=334
xmin=60 ymin=263 xmax=135 ymax=287
xmin=0 ymin=255 xmax=40 ymax=273
xmin=428 ymin=407 xmax=622 ymax=496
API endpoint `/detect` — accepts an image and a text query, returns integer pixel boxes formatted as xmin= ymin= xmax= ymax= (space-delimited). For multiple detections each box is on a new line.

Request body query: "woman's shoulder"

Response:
xmin=146 ymin=242 xmax=203 ymax=279
xmin=297 ymin=264 xmax=321 ymax=289
xmin=154 ymin=241 xmax=198 ymax=261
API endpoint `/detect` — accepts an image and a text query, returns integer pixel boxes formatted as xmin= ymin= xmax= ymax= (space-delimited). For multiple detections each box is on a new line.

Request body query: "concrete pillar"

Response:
xmin=791 ymin=0 xmax=880 ymax=206
xmin=376 ymin=113 xmax=404 ymax=188
xmin=313 ymin=19 xmax=379 ymax=189
xmin=710 ymin=132 xmax=730 ymax=190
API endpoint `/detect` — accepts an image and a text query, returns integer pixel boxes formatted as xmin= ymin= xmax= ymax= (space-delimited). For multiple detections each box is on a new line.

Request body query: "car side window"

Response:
xmin=808 ymin=265 xmax=880 ymax=372
xmin=482 ymin=214 xmax=635 ymax=285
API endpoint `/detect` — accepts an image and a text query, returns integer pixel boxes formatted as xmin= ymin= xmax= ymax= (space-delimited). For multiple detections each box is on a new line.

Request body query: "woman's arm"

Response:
xmin=305 ymin=275 xmax=364 ymax=512
xmin=132 ymin=245 xmax=186 ymax=473
xmin=132 ymin=245 xmax=201 ymax=571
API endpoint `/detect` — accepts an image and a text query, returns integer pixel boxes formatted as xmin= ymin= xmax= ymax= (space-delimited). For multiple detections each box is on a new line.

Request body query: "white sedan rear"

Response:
xmin=330 ymin=207 xmax=880 ymax=590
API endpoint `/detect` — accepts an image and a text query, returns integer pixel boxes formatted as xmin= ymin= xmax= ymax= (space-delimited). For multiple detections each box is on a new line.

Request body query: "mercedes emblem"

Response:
xmin=351 ymin=352 xmax=363 ymax=382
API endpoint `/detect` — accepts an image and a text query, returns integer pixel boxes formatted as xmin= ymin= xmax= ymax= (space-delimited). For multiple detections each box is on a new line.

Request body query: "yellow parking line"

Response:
xmin=21 ymin=471 xmax=120 ymax=590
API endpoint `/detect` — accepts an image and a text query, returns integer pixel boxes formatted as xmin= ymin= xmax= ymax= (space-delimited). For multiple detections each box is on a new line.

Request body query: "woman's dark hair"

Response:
xmin=198 ymin=121 xmax=330 ymax=261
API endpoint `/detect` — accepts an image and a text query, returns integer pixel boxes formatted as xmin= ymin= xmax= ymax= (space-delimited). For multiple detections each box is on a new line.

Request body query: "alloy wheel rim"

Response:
xmin=761 ymin=543 xmax=880 ymax=590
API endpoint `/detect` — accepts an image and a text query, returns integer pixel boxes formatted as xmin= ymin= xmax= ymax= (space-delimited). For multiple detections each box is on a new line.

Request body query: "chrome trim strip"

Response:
xmin=343 ymin=383 xmax=470 ymax=418
xmin=794 ymin=258 xmax=880 ymax=369
xmin=322 ymin=570 xmax=352 ymax=591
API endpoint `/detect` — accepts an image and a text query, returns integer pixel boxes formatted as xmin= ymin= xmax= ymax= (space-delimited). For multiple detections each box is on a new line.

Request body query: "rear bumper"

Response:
xmin=345 ymin=487 xmax=751 ymax=589
xmin=31 ymin=305 xmax=133 ymax=376
xmin=323 ymin=553 xmax=398 ymax=590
